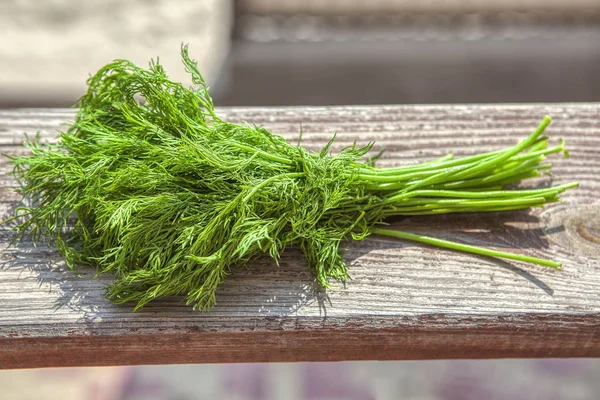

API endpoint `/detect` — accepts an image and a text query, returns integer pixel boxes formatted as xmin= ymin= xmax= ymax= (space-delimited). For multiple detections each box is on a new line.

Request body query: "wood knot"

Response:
xmin=575 ymin=217 xmax=600 ymax=245
xmin=541 ymin=203 xmax=600 ymax=258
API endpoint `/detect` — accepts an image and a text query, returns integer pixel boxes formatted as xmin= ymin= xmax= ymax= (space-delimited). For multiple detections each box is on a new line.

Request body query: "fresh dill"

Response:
xmin=3 ymin=45 xmax=577 ymax=311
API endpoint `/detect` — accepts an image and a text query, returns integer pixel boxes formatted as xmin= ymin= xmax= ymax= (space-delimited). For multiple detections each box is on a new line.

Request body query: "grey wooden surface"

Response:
xmin=0 ymin=104 xmax=599 ymax=368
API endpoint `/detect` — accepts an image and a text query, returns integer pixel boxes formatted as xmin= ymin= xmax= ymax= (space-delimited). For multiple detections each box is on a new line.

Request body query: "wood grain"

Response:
xmin=0 ymin=104 xmax=599 ymax=369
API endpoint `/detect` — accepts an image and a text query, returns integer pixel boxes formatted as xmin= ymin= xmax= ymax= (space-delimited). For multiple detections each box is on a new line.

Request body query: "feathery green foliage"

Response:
xmin=4 ymin=45 xmax=577 ymax=311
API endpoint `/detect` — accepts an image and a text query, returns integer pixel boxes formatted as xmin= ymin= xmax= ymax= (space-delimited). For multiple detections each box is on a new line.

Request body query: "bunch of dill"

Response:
xmin=5 ymin=46 xmax=577 ymax=311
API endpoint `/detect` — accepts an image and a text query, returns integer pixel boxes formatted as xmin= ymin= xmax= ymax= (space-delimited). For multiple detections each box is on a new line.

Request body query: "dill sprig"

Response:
xmin=4 ymin=45 xmax=577 ymax=311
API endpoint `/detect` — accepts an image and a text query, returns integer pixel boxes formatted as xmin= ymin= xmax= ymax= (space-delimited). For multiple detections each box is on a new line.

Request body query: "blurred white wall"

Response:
xmin=0 ymin=0 xmax=232 ymax=107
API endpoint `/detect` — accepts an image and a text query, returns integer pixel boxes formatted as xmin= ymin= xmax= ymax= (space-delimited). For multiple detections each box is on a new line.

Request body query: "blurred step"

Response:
xmin=215 ymin=10 xmax=600 ymax=105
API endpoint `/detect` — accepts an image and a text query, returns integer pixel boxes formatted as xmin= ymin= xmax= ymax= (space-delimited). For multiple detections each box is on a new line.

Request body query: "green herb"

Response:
xmin=3 ymin=45 xmax=577 ymax=311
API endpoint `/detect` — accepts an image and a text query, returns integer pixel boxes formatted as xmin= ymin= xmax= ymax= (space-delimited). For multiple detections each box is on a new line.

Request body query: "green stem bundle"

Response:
xmin=3 ymin=46 xmax=577 ymax=311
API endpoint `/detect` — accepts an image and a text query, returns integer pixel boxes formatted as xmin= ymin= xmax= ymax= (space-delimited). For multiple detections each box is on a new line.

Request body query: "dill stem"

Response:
xmin=433 ymin=164 xmax=552 ymax=191
xmin=398 ymin=116 xmax=552 ymax=193
xmin=384 ymin=183 xmax=578 ymax=202
xmin=380 ymin=204 xmax=544 ymax=215
xmin=228 ymin=142 xmax=295 ymax=166
xmin=362 ymin=162 xmax=549 ymax=192
xmin=358 ymin=148 xmax=505 ymax=175
xmin=387 ymin=196 xmax=548 ymax=209
xmin=371 ymin=228 xmax=562 ymax=269
xmin=243 ymin=172 xmax=304 ymax=202
xmin=359 ymin=147 xmax=557 ymax=192
xmin=357 ymin=136 xmax=550 ymax=178
xmin=439 ymin=116 xmax=551 ymax=183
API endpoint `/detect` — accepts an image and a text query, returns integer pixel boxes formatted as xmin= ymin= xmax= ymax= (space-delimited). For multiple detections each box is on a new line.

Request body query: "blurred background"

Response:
xmin=1 ymin=0 xmax=600 ymax=108
xmin=2 ymin=0 xmax=600 ymax=399
xmin=3 ymin=359 xmax=600 ymax=400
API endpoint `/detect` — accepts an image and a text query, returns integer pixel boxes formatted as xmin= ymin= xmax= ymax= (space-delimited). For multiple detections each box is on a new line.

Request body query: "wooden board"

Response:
xmin=0 ymin=104 xmax=599 ymax=369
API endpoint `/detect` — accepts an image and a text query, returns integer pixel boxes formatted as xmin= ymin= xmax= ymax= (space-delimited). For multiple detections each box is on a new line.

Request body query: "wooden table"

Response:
xmin=1 ymin=104 xmax=599 ymax=369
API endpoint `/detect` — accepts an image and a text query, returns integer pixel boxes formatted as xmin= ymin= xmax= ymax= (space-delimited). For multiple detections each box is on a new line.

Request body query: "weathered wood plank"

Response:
xmin=0 ymin=104 xmax=599 ymax=368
